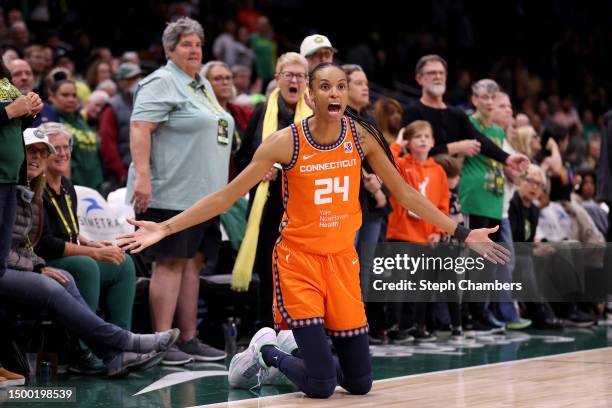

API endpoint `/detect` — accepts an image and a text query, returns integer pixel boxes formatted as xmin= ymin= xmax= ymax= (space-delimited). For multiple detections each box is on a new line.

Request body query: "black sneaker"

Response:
xmin=388 ymin=329 xmax=414 ymax=345
xmin=567 ymin=308 xmax=596 ymax=327
xmin=451 ymin=327 xmax=464 ymax=340
xmin=68 ymin=349 xmax=106 ymax=375
xmin=539 ymin=317 xmax=565 ymax=330
xmin=407 ymin=326 xmax=437 ymax=342
xmin=464 ymin=320 xmax=498 ymax=335
xmin=368 ymin=330 xmax=388 ymax=345
xmin=478 ymin=320 xmax=505 ymax=334
xmin=561 ymin=318 xmax=595 ymax=328
xmin=449 ymin=327 xmax=475 ymax=345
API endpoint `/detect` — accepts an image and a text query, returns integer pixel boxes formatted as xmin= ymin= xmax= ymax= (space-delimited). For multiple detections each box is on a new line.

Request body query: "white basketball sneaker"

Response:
xmin=228 ymin=327 xmax=277 ymax=389
xmin=276 ymin=330 xmax=298 ymax=354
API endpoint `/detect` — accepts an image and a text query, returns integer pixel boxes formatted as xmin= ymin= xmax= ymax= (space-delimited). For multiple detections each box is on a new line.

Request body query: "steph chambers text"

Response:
xmin=372 ymin=279 xmax=523 ymax=292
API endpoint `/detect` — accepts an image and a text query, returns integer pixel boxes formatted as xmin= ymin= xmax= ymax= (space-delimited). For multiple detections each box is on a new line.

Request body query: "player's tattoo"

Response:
xmin=359 ymin=127 xmax=367 ymax=146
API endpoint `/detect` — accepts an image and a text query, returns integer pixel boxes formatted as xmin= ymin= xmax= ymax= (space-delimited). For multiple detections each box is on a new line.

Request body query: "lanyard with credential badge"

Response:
xmin=187 ymin=83 xmax=230 ymax=145
xmin=45 ymin=185 xmax=80 ymax=245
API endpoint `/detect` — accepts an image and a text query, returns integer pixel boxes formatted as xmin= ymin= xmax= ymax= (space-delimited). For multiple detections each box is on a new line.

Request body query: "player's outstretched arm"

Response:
xmin=358 ymin=124 xmax=509 ymax=264
xmin=117 ymin=127 xmax=294 ymax=253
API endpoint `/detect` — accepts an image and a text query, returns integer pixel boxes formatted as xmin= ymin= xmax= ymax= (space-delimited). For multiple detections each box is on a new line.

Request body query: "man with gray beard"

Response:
xmin=404 ymin=55 xmax=527 ymax=170
xmin=402 ymin=56 xmax=529 ymax=334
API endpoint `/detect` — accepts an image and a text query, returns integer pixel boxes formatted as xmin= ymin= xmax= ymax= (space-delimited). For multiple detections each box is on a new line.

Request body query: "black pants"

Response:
xmin=607 ymin=201 xmax=612 ymax=241
xmin=262 ymin=326 xmax=372 ymax=398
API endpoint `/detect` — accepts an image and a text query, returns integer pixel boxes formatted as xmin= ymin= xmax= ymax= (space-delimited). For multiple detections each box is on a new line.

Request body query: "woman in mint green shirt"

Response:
xmin=126 ymin=16 xmax=232 ymax=365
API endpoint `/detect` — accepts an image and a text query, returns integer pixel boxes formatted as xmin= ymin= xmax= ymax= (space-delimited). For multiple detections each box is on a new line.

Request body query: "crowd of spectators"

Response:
xmin=1 ymin=0 xmax=611 ymax=385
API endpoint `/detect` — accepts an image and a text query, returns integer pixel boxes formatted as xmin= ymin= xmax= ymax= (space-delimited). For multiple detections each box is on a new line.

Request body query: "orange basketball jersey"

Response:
xmin=279 ymin=116 xmax=364 ymax=254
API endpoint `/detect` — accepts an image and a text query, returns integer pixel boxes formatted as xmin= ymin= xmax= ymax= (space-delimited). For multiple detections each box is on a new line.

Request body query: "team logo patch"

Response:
xmin=344 ymin=141 xmax=353 ymax=153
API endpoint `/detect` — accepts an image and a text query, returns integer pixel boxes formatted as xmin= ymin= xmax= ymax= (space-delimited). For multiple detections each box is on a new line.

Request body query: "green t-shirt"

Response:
xmin=0 ymin=78 xmax=24 ymax=184
xmin=58 ymin=112 xmax=104 ymax=194
xmin=249 ymin=34 xmax=276 ymax=82
xmin=458 ymin=116 xmax=505 ymax=220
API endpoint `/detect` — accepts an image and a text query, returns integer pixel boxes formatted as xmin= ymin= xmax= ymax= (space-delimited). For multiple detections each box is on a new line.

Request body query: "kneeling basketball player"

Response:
xmin=118 ymin=63 xmax=510 ymax=398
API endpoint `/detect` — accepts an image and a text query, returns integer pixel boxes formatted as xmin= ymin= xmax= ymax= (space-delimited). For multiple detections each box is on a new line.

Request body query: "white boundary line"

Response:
xmin=375 ymin=345 xmax=612 ymax=383
xmin=195 ymin=346 xmax=612 ymax=408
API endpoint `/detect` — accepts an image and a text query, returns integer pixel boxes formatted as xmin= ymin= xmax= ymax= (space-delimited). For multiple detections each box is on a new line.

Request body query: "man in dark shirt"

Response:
xmin=404 ymin=54 xmax=529 ymax=171
xmin=404 ymin=55 xmax=529 ymax=331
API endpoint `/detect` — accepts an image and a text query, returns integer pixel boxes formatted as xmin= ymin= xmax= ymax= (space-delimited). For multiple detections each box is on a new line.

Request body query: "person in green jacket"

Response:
xmin=0 ymin=60 xmax=43 ymax=279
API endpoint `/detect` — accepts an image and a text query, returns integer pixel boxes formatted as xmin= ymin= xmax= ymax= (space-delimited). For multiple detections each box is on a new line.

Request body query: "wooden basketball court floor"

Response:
xmin=202 ymin=346 xmax=612 ymax=408
xmin=2 ymin=326 xmax=611 ymax=407
xmin=199 ymin=328 xmax=612 ymax=408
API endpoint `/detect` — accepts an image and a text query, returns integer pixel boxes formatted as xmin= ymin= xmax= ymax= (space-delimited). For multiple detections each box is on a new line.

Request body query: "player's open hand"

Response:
xmin=465 ymin=226 xmax=510 ymax=264
xmin=116 ymin=219 xmax=166 ymax=253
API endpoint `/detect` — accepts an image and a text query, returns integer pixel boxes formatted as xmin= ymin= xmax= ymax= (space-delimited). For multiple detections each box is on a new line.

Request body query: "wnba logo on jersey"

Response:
xmin=344 ymin=141 xmax=353 ymax=154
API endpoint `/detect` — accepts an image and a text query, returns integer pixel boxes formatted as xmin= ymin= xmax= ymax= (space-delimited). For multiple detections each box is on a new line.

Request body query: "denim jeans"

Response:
xmin=0 ymin=183 xmax=17 ymax=278
xmin=0 ymin=268 xmax=129 ymax=360
xmin=493 ymin=217 xmax=520 ymax=322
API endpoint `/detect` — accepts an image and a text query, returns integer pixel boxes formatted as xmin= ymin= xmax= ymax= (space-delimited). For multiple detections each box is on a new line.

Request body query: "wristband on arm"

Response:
xmin=453 ymin=224 xmax=471 ymax=242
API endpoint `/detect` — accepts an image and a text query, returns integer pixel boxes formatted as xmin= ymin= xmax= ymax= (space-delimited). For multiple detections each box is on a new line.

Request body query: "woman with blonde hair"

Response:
xmin=511 ymin=125 xmax=537 ymax=158
xmin=233 ymin=51 xmax=312 ymax=326
xmin=491 ymin=93 xmax=533 ymax=330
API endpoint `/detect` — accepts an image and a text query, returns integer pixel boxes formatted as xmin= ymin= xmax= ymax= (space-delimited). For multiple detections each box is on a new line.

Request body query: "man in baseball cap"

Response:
xmin=300 ymin=34 xmax=336 ymax=71
xmin=115 ymin=62 xmax=143 ymax=81
xmin=99 ymin=62 xmax=144 ymax=188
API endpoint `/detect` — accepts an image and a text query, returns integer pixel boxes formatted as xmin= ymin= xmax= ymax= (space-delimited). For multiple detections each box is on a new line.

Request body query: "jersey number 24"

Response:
xmin=314 ymin=176 xmax=349 ymax=205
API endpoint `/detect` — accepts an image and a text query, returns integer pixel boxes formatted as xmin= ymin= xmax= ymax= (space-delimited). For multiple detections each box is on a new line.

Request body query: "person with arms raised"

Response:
xmin=118 ymin=63 xmax=509 ymax=399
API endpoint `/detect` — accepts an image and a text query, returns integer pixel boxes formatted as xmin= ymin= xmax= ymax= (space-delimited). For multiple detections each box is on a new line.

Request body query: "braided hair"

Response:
xmin=308 ymin=62 xmax=397 ymax=170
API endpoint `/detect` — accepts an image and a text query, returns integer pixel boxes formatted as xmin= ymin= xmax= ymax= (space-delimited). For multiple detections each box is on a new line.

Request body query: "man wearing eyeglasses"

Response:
xmin=404 ymin=54 xmax=529 ymax=173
